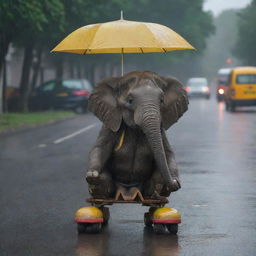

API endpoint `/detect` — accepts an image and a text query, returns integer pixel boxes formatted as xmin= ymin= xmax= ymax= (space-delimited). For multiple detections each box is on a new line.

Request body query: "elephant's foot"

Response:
xmin=143 ymin=183 xmax=170 ymax=199
xmin=168 ymin=177 xmax=181 ymax=192
xmin=86 ymin=170 xmax=100 ymax=184
xmin=151 ymin=190 xmax=168 ymax=200
xmin=86 ymin=171 xmax=115 ymax=198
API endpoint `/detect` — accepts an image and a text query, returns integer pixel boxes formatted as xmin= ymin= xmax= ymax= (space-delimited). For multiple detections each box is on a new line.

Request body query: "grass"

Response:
xmin=0 ymin=111 xmax=76 ymax=133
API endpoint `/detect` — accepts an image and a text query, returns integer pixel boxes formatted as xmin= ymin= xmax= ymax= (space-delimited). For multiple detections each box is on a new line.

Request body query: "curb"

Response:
xmin=0 ymin=115 xmax=78 ymax=137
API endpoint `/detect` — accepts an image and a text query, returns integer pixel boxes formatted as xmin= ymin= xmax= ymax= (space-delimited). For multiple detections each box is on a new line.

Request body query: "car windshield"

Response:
xmin=236 ymin=74 xmax=256 ymax=84
xmin=218 ymin=80 xmax=227 ymax=85
xmin=62 ymin=80 xmax=84 ymax=90
xmin=187 ymin=80 xmax=208 ymax=87
xmin=82 ymin=80 xmax=93 ymax=92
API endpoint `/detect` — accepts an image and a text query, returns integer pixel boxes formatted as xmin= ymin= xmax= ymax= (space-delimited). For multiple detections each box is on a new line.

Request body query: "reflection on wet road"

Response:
xmin=0 ymin=99 xmax=256 ymax=256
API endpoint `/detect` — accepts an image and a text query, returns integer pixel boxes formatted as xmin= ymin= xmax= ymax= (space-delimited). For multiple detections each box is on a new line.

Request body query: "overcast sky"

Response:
xmin=203 ymin=0 xmax=252 ymax=16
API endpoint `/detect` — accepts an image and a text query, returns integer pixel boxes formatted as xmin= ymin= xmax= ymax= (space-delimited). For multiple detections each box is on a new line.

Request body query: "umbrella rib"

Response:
xmin=163 ymin=48 xmax=167 ymax=52
xmin=140 ymin=48 xmax=144 ymax=53
xmin=83 ymin=49 xmax=88 ymax=55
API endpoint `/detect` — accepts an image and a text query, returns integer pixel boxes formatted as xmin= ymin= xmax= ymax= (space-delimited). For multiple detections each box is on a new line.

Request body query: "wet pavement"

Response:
xmin=0 ymin=99 xmax=256 ymax=256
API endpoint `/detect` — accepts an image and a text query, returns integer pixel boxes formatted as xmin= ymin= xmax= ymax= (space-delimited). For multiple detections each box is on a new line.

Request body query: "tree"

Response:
xmin=119 ymin=0 xmax=215 ymax=78
xmin=17 ymin=0 xmax=65 ymax=112
xmin=200 ymin=9 xmax=240 ymax=80
xmin=0 ymin=0 xmax=50 ymax=113
xmin=233 ymin=0 xmax=256 ymax=65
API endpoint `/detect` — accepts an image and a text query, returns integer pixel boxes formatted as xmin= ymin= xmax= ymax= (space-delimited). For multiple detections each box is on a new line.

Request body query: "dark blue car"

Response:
xmin=29 ymin=79 xmax=93 ymax=113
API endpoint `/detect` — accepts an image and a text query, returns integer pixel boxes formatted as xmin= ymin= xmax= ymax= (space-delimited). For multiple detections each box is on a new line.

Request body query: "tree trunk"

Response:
xmin=55 ymin=55 xmax=64 ymax=80
xmin=90 ymin=64 xmax=95 ymax=85
xmin=77 ymin=62 xmax=81 ymax=79
xmin=69 ymin=58 xmax=74 ymax=78
xmin=30 ymin=47 xmax=42 ymax=91
xmin=19 ymin=41 xmax=35 ymax=112
xmin=0 ymin=34 xmax=11 ymax=76
xmin=2 ymin=59 xmax=8 ymax=113
xmin=40 ymin=66 xmax=44 ymax=85
xmin=0 ymin=34 xmax=11 ymax=114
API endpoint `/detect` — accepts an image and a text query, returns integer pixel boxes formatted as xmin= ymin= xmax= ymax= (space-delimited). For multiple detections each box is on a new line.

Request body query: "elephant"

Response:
xmin=86 ymin=71 xmax=188 ymax=199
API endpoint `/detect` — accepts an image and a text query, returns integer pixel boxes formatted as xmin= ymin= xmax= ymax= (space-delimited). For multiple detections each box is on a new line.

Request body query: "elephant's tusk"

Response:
xmin=114 ymin=130 xmax=125 ymax=151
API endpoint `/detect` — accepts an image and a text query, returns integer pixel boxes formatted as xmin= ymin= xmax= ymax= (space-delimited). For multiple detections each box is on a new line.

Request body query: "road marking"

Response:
xmin=38 ymin=144 xmax=47 ymax=148
xmin=53 ymin=123 xmax=98 ymax=144
xmin=192 ymin=204 xmax=208 ymax=208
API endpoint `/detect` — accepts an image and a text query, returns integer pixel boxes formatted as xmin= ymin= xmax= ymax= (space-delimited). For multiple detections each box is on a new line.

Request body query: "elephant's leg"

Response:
xmin=143 ymin=171 xmax=171 ymax=199
xmin=87 ymin=171 xmax=115 ymax=198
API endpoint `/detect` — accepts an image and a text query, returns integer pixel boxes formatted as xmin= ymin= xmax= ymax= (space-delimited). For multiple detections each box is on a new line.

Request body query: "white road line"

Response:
xmin=38 ymin=144 xmax=47 ymax=148
xmin=53 ymin=123 xmax=98 ymax=144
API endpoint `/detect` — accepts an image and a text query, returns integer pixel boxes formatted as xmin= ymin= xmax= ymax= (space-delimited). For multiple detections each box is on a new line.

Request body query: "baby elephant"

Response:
xmin=86 ymin=71 xmax=188 ymax=199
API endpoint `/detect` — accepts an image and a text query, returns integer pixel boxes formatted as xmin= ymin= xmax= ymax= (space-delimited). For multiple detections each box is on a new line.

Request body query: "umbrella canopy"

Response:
xmin=52 ymin=18 xmax=194 ymax=54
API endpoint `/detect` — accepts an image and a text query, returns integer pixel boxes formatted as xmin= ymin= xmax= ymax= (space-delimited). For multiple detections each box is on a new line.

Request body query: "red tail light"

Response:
xmin=218 ymin=88 xmax=224 ymax=95
xmin=185 ymin=87 xmax=190 ymax=92
xmin=72 ymin=90 xmax=90 ymax=96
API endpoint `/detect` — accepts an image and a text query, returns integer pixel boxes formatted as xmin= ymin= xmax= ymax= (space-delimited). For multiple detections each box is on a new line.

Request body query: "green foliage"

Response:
xmin=125 ymin=0 xmax=214 ymax=51
xmin=233 ymin=0 xmax=256 ymax=65
xmin=0 ymin=0 xmax=65 ymax=59
xmin=116 ymin=0 xmax=215 ymax=69
xmin=1 ymin=0 xmax=215 ymax=107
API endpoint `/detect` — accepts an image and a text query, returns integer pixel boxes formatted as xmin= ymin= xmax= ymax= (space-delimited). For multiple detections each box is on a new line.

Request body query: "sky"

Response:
xmin=203 ymin=0 xmax=252 ymax=16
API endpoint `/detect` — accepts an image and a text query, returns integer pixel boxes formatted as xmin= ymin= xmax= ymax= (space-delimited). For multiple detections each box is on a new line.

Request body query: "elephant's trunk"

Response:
xmin=134 ymin=103 xmax=173 ymax=187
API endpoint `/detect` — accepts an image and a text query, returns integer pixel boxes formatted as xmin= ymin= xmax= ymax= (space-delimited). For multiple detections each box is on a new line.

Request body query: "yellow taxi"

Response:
xmin=225 ymin=66 xmax=256 ymax=111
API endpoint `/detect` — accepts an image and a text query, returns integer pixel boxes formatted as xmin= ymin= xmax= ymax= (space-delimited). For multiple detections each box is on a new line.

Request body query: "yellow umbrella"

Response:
xmin=52 ymin=13 xmax=195 ymax=75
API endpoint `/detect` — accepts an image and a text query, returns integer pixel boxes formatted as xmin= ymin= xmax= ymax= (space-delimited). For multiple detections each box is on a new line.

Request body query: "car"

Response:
xmin=216 ymin=68 xmax=231 ymax=101
xmin=29 ymin=79 xmax=93 ymax=113
xmin=225 ymin=66 xmax=256 ymax=112
xmin=185 ymin=77 xmax=210 ymax=99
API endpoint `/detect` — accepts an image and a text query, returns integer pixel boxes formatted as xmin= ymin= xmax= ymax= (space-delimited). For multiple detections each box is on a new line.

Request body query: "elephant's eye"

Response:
xmin=160 ymin=97 xmax=164 ymax=104
xmin=127 ymin=96 xmax=133 ymax=104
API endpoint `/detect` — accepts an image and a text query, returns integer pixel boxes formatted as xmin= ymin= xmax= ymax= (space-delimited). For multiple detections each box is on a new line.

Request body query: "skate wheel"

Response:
xmin=153 ymin=223 xmax=166 ymax=234
xmin=101 ymin=207 xmax=110 ymax=225
xmin=77 ymin=222 xmax=103 ymax=234
xmin=144 ymin=212 xmax=152 ymax=227
xmin=77 ymin=223 xmax=87 ymax=234
xmin=85 ymin=223 xmax=102 ymax=233
xmin=167 ymin=223 xmax=178 ymax=234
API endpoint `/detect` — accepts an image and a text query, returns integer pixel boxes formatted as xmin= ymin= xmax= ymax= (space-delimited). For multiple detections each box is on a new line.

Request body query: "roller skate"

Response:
xmin=74 ymin=206 xmax=109 ymax=234
xmin=75 ymin=185 xmax=180 ymax=235
xmin=144 ymin=207 xmax=181 ymax=234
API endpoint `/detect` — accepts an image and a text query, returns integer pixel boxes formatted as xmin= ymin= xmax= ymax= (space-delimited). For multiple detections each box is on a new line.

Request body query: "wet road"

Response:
xmin=1 ymin=99 xmax=256 ymax=256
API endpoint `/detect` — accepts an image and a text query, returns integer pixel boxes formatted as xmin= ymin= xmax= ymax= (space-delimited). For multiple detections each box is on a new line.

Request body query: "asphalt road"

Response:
xmin=1 ymin=99 xmax=256 ymax=256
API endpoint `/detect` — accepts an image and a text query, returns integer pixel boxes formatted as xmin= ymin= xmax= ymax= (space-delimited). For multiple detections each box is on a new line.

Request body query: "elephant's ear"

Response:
xmin=88 ymin=77 xmax=122 ymax=132
xmin=156 ymin=76 xmax=189 ymax=130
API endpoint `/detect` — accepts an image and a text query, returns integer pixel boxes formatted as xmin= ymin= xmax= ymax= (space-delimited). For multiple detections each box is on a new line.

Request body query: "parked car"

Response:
xmin=225 ymin=66 xmax=256 ymax=112
xmin=29 ymin=79 xmax=93 ymax=113
xmin=185 ymin=77 xmax=210 ymax=99
xmin=216 ymin=68 xmax=231 ymax=101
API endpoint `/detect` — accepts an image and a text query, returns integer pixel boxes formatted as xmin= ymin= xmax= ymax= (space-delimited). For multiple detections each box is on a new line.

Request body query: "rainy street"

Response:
xmin=0 ymin=98 xmax=256 ymax=256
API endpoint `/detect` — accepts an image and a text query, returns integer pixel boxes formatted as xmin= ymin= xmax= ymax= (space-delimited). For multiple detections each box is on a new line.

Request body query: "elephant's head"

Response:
xmin=88 ymin=71 xmax=188 ymax=191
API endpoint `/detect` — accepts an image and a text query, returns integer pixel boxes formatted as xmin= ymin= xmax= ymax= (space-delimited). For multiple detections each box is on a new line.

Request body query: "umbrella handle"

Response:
xmin=121 ymin=50 xmax=124 ymax=76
